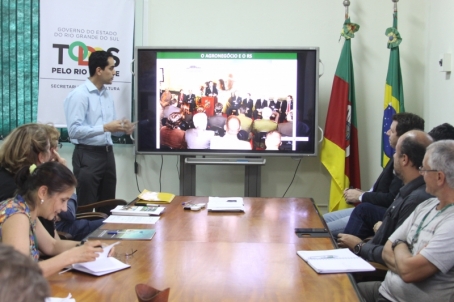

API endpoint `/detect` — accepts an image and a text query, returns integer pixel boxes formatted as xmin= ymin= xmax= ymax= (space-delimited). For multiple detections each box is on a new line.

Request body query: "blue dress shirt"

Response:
xmin=64 ymin=79 xmax=122 ymax=145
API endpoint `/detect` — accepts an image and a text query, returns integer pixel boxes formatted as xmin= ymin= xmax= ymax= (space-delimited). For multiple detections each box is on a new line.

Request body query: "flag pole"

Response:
xmin=393 ymin=0 xmax=398 ymax=13
xmin=393 ymin=0 xmax=398 ymax=30
xmin=343 ymin=0 xmax=350 ymax=20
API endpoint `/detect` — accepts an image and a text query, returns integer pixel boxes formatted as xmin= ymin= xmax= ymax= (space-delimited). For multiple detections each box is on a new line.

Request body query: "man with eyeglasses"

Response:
xmin=358 ymin=140 xmax=454 ymax=302
xmin=337 ymin=123 xmax=454 ymax=244
xmin=337 ymin=130 xmax=433 ymax=265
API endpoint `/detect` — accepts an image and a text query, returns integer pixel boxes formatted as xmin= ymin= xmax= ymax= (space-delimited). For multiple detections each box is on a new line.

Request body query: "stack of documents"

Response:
xmin=135 ymin=189 xmax=175 ymax=205
xmin=111 ymin=205 xmax=165 ymax=216
xmin=207 ymin=197 xmax=245 ymax=212
xmin=297 ymin=248 xmax=375 ymax=274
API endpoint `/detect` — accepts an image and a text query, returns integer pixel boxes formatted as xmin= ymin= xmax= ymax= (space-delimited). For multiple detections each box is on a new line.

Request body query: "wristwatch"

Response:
xmin=353 ymin=242 xmax=365 ymax=255
xmin=391 ymin=239 xmax=408 ymax=251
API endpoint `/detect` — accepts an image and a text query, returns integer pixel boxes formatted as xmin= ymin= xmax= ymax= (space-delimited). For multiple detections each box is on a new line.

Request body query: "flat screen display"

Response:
xmin=134 ymin=47 xmax=319 ymax=157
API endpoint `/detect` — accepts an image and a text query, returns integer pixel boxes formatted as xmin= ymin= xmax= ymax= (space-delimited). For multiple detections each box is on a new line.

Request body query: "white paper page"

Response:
xmin=73 ymin=257 xmax=129 ymax=274
xmin=297 ymin=248 xmax=356 ymax=261
xmin=103 ymin=215 xmax=160 ymax=224
xmin=111 ymin=205 xmax=165 ymax=216
xmin=45 ymin=293 xmax=75 ymax=302
xmin=297 ymin=248 xmax=375 ymax=273
xmin=307 ymin=258 xmax=375 ymax=273
xmin=75 ymin=241 xmax=119 ymax=266
xmin=99 ymin=241 xmax=120 ymax=259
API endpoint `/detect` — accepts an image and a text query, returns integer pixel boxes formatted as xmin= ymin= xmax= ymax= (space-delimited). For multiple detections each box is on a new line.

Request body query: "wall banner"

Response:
xmin=38 ymin=0 xmax=135 ymax=127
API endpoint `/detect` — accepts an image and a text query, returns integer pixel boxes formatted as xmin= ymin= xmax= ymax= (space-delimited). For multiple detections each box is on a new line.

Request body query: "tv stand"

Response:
xmin=179 ymin=156 xmax=266 ymax=197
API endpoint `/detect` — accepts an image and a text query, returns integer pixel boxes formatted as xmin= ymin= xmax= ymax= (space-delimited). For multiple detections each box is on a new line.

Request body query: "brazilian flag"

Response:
xmin=382 ymin=12 xmax=405 ymax=168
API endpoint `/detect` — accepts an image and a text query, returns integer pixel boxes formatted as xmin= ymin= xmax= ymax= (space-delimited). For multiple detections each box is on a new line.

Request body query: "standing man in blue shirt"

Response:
xmin=64 ymin=50 xmax=135 ymax=214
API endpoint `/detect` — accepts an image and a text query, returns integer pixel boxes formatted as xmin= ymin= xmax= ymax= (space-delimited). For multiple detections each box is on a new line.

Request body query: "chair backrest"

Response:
xmin=135 ymin=284 xmax=170 ymax=302
xmin=77 ymin=199 xmax=127 ymax=214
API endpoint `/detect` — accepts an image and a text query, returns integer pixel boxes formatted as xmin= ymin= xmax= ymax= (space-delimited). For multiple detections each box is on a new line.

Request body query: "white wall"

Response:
xmin=424 ymin=0 xmax=454 ymax=129
xmin=5 ymin=1 xmax=437 ymax=211
xmin=103 ymin=0 xmax=430 ymax=210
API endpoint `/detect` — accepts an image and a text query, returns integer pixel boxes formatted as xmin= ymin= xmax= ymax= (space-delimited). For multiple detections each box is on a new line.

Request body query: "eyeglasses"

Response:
xmin=418 ymin=166 xmax=438 ymax=175
xmin=113 ymin=246 xmax=137 ymax=263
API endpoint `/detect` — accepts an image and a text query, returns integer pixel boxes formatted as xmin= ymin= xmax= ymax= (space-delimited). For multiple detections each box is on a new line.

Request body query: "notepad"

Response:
xmin=207 ymin=197 xmax=245 ymax=212
xmin=135 ymin=189 xmax=175 ymax=204
xmin=111 ymin=205 xmax=165 ymax=216
xmin=71 ymin=242 xmax=130 ymax=276
xmin=297 ymin=248 xmax=375 ymax=274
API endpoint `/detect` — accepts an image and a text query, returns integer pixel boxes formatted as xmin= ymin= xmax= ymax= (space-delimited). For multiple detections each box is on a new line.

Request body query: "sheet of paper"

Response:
xmin=76 ymin=241 xmax=119 ymax=265
xmin=297 ymin=248 xmax=357 ymax=261
xmin=111 ymin=205 xmax=165 ymax=216
xmin=45 ymin=293 xmax=75 ymax=302
xmin=103 ymin=215 xmax=160 ymax=224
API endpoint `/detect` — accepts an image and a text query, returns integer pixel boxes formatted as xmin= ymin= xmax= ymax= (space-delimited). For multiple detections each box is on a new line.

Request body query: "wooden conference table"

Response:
xmin=49 ymin=197 xmax=361 ymax=301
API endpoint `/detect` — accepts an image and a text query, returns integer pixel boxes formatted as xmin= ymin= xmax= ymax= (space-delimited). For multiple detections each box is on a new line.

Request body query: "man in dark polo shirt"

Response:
xmin=337 ymin=130 xmax=433 ymax=264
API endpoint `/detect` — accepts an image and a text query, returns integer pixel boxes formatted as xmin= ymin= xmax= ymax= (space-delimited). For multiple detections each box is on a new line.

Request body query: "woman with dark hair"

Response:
xmin=0 ymin=162 xmax=104 ymax=277
xmin=160 ymin=112 xmax=187 ymax=149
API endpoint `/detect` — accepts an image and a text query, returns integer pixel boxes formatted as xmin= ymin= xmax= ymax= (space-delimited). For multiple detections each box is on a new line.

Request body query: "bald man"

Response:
xmin=210 ymin=116 xmax=251 ymax=150
xmin=265 ymin=130 xmax=282 ymax=150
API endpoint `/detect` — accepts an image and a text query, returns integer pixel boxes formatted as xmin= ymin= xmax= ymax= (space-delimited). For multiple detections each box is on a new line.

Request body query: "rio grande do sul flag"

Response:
xmin=321 ymin=18 xmax=361 ymax=212
xmin=381 ymin=11 xmax=405 ymax=168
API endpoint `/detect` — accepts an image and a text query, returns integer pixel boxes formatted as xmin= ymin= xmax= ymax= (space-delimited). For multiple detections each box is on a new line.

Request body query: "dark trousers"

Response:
xmin=57 ymin=218 xmax=104 ymax=241
xmin=358 ymin=281 xmax=391 ymax=302
xmin=72 ymin=145 xmax=116 ymax=215
xmin=343 ymin=202 xmax=387 ymax=239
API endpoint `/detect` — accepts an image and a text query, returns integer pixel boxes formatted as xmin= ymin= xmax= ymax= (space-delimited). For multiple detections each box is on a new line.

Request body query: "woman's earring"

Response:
xmin=40 ymin=199 xmax=44 ymax=205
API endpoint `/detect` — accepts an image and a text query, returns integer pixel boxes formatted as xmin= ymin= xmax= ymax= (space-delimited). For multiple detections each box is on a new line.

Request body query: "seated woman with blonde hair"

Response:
xmin=0 ymin=123 xmax=102 ymax=241
xmin=0 ymin=162 xmax=104 ymax=277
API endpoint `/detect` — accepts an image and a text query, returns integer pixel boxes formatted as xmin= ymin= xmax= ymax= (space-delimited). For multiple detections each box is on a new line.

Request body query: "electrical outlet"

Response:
xmin=439 ymin=53 xmax=451 ymax=72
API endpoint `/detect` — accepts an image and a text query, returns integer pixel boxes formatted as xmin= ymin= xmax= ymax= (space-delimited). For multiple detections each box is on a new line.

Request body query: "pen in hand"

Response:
xmin=59 ymin=267 xmax=73 ymax=274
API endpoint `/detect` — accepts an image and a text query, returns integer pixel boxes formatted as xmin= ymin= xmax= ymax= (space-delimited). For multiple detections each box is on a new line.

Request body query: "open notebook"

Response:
xmin=71 ymin=242 xmax=130 ymax=276
xmin=297 ymin=248 xmax=375 ymax=274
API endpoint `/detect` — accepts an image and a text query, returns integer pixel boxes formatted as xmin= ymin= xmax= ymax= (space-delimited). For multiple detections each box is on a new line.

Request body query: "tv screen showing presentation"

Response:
xmin=134 ymin=47 xmax=319 ymax=157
